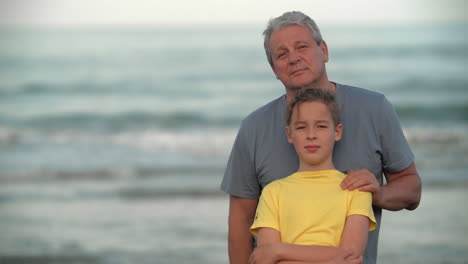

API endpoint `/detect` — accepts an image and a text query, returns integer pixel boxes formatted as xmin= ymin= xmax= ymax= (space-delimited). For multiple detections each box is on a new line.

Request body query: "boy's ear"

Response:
xmin=285 ymin=126 xmax=294 ymax=144
xmin=335 ymin=123 xmax=343 ymax=142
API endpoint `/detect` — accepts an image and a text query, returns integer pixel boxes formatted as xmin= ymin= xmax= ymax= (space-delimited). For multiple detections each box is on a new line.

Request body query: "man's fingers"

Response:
xmin=358 ymin=184 xmax=375 ymax=192
xmin=341 ymin=175 xmax=361 ymax=189
xmin=343 ymin=177 xmax=369 ymax=190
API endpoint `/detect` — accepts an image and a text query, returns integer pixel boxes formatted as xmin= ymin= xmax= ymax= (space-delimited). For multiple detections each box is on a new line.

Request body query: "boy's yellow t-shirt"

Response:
xmin=251 ymin=170 xmax=377 ymax=246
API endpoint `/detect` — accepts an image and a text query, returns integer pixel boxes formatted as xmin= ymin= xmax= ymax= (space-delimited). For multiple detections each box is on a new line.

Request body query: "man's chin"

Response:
xmin=287 ymin=80 xmax=315 ymax=90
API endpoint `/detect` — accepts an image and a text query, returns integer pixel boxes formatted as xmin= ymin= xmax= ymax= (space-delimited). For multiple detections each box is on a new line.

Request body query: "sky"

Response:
xmin=0 ymin=0 xmax=467 ymax=26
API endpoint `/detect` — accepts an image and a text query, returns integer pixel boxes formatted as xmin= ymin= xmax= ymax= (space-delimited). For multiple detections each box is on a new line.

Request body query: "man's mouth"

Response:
xmin=290 ymin=68 xmax=306 ymax=76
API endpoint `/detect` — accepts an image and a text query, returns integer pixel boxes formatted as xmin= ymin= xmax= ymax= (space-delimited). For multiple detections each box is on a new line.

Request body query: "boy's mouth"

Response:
xmin=305 ymin=145 xmax=319 ymax=152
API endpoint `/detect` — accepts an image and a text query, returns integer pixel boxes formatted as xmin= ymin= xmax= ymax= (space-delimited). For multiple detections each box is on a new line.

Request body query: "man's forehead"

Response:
xmin=270 ymin=25 xmax=314 ymax=42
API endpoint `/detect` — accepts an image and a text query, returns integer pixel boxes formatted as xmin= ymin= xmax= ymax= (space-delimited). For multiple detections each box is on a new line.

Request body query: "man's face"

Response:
xmin=269 ymin=25 xmax=329 ymax=89
xmin=286 ymin=101 xmax=342 ymax=170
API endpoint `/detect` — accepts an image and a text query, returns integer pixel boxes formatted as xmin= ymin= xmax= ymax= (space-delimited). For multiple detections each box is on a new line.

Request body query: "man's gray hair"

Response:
xmin=263 ymin=11 xmax=323 ymax=66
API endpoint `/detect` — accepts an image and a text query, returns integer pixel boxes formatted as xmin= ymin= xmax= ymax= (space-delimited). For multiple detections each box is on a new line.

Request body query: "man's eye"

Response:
xmin=296 ymin=126 xmax=305 ymax=130
xmin=298 ymin=45 xmax=308 ymax=49
xmin=277 ymin=53 xmax=286 ymax=59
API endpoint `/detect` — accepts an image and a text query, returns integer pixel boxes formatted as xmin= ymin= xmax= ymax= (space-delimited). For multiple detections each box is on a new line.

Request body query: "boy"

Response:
xmin=250 ymin=88 xmax=376 ymax=264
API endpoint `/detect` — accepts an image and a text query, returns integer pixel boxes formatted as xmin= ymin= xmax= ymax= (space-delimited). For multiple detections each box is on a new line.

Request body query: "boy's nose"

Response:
xmin=306 ymin=128 xmax=317 ymax=139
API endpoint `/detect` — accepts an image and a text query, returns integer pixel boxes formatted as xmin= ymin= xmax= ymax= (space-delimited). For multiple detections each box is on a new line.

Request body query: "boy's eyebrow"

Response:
xmin=294 ymin=119 xmax=330 ymax=124
xmin=293 ymin=120 xmax=307 ymax=125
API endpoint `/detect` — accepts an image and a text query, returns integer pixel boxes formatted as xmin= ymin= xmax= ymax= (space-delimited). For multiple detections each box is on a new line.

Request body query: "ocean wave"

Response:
xmin=116 ymin=188 xmax=225 ymax=200
xmin=396 ymin=102 xmax=468 ymax=122
xmin=0 ymin=256 xmax=100 ymax=264
xmin=404 ymin=125 xmax=468 ymax=145
xmin=0 ymin=81 xmax=173 ymax=96
xmin=0 ymin=111 xmax=242 ymax=131
xmin=333 ymin=43 xmax=468 ymax=59
xmin=0 ymin=127 xmax=20 ymax=145
xmin=108 ymin=129 xmax=236 ymax=155
xmin=0 ymin=166 xmax=224 ymax=182
xmin=0 ymin=126 xmax=237 ymax=159
xmin=423 ymin=179 xmax=468 ymax=189
xmin=0 ymin=187 xmax=225 ymax=202
xmin=1 ymin=99 xmax=466 ymax=133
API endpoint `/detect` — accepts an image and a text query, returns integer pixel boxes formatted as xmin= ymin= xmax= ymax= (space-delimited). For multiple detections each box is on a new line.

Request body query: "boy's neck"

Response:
xmin=297 ymin=162 xmax=336 ymax=172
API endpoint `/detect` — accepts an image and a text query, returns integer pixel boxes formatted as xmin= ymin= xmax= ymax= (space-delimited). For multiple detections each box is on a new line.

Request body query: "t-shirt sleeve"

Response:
xmin=250 ymin=183 xmax=280 ymax=236
xmin=378 ymin=96 xmax=415 ymax=173
xmin=347 ymin=190 xmax=377 ymax=231
xmin=220 ymin=119 xmax=261 ymax=199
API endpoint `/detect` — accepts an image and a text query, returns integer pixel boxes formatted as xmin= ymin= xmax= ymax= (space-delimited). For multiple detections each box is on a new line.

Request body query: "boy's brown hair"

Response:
xmin=286 ymin=88 xmax=340 ymax=126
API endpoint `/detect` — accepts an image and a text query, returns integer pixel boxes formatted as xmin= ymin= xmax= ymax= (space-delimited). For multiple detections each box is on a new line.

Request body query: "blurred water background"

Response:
xmin=1 ymin=23 xmax=468 ymax=263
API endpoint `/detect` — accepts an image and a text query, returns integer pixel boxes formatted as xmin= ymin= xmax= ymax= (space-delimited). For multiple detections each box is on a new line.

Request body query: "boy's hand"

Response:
xmin=248 ymin=243 xmax=282 ymax=264
xmin=341 ymin=169 xmax=382 ymax=204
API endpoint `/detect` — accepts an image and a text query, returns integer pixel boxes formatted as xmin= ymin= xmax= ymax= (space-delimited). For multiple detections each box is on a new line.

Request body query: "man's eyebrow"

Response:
xmin=273 ymin=45 xmax=287 ymax=52
xmin=294 ymin=40 xmax=308 ymax=45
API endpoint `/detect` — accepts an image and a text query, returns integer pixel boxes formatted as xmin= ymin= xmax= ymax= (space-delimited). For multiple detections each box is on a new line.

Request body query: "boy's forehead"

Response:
xmin=293 ymin=101 xmax=332 ymax=121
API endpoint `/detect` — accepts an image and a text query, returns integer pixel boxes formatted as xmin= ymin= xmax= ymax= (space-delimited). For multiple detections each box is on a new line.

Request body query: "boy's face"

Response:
xmin=286 ymin=101 xmax=342 ymax=170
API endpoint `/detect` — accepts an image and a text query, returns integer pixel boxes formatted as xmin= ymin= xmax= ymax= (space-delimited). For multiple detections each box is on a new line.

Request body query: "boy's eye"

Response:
xmin=318 ymin=125 xmax=328 ymax=128
xmin=296 ymin=126 xmax=305 ymax=130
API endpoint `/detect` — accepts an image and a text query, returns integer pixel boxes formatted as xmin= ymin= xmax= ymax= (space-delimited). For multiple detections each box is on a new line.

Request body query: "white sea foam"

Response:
xmin=109 ymin=128 xmax=237 ymax=156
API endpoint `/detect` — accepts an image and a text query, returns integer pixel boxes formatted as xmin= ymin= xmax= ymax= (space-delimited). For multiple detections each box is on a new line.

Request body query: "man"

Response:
xmin=221 ymin=11 xmax=421 ymax=264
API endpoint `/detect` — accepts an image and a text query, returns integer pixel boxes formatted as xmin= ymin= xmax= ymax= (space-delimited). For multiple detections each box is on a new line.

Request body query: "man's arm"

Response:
xmin=379 ymin=162 xmax=421 ymax=210
xmin=228 ymin=195 xmax=258 ymax=264
xmin=340 ymin=162 xmax=422 ymax=211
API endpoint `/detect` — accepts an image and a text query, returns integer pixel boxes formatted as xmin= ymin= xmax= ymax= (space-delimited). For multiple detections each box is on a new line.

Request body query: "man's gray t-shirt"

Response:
xmin=220 ymin=83 xmax=414 ymax=264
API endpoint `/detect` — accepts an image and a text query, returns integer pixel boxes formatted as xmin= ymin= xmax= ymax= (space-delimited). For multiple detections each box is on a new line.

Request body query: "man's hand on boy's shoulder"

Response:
xmin=340 ymin=169 xmax=382 ymax=203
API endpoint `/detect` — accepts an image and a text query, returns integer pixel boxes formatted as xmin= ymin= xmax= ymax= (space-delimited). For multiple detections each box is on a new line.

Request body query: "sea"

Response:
xmin=0 ymin=23 xmax=467 ymax=264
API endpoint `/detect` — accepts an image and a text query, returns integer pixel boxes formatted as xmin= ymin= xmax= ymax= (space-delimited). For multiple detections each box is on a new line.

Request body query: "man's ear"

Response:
xmin=285 ymin=126 xmax=294 ymax=144
xmin=320 ymin=40 xmax=329 ymax=63
xmin=335 ymin=123 xmax=343 ymax=142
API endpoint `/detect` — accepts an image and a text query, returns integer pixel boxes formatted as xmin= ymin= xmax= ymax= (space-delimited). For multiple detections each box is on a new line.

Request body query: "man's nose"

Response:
xmin=288 ymin=50 xmax=300 ymax=64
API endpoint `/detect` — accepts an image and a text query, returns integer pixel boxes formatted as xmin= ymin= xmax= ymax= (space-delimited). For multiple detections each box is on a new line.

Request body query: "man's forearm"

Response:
xmin=228 ymin=195 xmax=258 ymax=264
xmin=375 ymin=177 xmax=421 ymax=211
xmin=228 ymin=223 xmax=254 ymax=264
xmin=376 ymin=163 xmax=422 ymax=211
